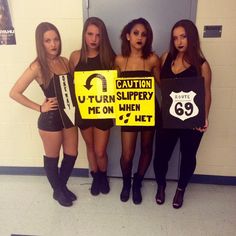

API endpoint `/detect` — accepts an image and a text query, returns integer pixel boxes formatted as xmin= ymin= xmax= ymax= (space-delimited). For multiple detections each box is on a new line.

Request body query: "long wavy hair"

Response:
xmin=120 ymin=18 xmax=153 ymax=59
xmin=169 ymin=19 xmax=205 ymax=75
xmin=80 ymin=17 xmax=116 ymax=69
xmin=34 ymin=22 xmax=61 ymax=87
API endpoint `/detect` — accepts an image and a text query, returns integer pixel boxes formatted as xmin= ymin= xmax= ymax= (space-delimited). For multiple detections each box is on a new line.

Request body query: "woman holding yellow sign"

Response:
xmin=115 ymin=18 xmax=160 ymax=204
xmin=69 ymin=17 xmax=116 ymax=196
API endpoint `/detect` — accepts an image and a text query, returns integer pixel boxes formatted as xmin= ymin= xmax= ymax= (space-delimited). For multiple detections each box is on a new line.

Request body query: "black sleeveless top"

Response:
xmin=160 ymin=53 xmax=205 ymax=79
xmin=119 ymin=70 xmax=152 ymax=78
xmin=74 ymin=54 xmax=103 ymax=71
xmin=40 ymin=78 xmax=55 ymax=98
xmin=40 ymin=73 xmax=73 ymax=98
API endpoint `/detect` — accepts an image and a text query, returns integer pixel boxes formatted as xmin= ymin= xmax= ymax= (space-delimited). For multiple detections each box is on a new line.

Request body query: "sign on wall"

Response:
xmin=0 ymin=0 xmax=16 ymax=45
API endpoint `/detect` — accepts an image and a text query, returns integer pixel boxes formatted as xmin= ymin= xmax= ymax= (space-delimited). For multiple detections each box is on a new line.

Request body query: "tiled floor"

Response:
xmin=0 ymin=175 xmax=235 ymax=236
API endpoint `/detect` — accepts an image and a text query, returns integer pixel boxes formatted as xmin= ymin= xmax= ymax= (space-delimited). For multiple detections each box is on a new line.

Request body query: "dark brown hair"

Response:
xmin=34 ymin=22 xmax=61 ymax=87
xmin=120 ymin=18 xmax=153 ymax=59
xmin=169 ymin=19 xmax=205 ymax=74
xmin=80 ymin=17 xmax=116 ymax=69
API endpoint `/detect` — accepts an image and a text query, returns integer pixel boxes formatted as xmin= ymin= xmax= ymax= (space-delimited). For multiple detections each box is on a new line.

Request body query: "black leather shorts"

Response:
xmin=78 ymin=118 xmax=114 ymax=131
xmin=38 ymin=110 xmax=64 ymax=131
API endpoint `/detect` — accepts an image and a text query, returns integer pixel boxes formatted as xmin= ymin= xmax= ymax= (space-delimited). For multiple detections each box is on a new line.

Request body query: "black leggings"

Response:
xmin=153 ymin=128 xmax=203 ymax=189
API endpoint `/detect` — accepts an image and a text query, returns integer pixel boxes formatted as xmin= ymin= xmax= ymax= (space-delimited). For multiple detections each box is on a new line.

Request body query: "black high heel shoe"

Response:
xmin=155 ymin=185 xmax=165 ymax=205
xmin=173 ymin=188 xmax=185 ymax=209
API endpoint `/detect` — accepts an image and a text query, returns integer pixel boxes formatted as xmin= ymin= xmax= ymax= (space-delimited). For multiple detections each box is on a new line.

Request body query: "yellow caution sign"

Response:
xmin=74 ymin=70 xmax=117 ymax=119
xmin=115 ymin=77 xmax=155 ymax=126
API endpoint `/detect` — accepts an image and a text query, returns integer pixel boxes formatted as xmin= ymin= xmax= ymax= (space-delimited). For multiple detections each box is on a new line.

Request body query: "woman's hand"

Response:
xmin=41 ymin=97 xmax=58 ymax=112
xmin=195 ymin=119 xmax=208 ymax=132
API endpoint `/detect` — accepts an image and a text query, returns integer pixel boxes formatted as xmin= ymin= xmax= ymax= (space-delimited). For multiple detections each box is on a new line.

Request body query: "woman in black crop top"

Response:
xmin=69 ymin=17 xmax=116 ymax=196
xmin=10 ymin=22 xmax=78 ymax=207
xmin=153 ymin=19 xmax=212 ymax=209
xmin=115 ymin=18 xmax=160 ymax=204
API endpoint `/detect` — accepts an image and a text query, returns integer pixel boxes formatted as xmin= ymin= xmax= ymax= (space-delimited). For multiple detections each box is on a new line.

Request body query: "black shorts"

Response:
xmin=121 ymin=125 xmax=155 ymax=132
xmin=78 ymin=118 xmax=113 ymax=131
xmin=38 ymin=110 xmax=67 ymax=131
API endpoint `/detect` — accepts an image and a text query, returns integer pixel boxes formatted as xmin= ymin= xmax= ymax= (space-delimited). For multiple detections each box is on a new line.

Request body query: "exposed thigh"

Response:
xmin=62 ymin=126 xmax=78 ymax=156
xmin=39 ymin=129 xmax=62 ymax=157
xmin=93 ymin=128 xmax=110 ymax=154
xmin=80 ymin=127 xmax=94 ymax=148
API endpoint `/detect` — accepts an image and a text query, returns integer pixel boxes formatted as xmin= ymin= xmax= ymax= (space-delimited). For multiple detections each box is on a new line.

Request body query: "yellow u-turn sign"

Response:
xmin=74 ymin=70 xmax=155 ymax=126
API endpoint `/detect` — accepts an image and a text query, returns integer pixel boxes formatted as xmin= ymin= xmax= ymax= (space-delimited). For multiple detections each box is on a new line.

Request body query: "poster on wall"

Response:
xmin=0 ymin=0 xmax=16 ymax=45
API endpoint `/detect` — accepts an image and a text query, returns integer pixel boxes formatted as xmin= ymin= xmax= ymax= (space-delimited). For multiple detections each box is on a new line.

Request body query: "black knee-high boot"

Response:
xmin=59 ymin=153 xmax=77 ymax=201
xmin=132 ymin=173 xmax=144 ymax=205
xmin=44 ymin=156 xmax=72 ymax=207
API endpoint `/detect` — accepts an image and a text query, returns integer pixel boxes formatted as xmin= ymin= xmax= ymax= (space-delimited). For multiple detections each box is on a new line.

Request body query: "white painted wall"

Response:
xmin=0 ymin=0 xmax=235 ymax=177
xmin=0 ymin=0 xmax=87 ymax=168
xmin=195 ymin=0 xmax=236 ymax=176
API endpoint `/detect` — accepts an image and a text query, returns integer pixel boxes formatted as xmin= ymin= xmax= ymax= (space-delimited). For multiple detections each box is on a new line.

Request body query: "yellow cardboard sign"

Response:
xmin=115 ymin=77 xmax=155 ymax=126
xmin=74 ymin=70 xmax=117 ymax=119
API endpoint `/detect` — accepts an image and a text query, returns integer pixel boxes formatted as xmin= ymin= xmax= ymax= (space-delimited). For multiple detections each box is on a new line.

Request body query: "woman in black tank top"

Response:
xmin=69 ymin=17 xmax=116 ymax=196
xmin=10 ymin=22 xmax=78 ymax=207
xmin=153 ymin=19 xmax=212 ymax=209
xmin=115 ymin=18 xmax=160 ymax=204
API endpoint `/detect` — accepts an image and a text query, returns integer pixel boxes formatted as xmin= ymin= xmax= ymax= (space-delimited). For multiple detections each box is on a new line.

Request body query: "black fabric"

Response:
xmin=161 ymin=77 xmax=205 ymax=128
xmin=160 ymin=53 xmax=205 ymax=129
xmin=38 ymin=73 xmax=75 ymax=131
xmin=154 ymin=52 xmax=205 ymax=189
xmin=154 ymin=122 xmax=203 ymax=189
xmin=160 ymin=53 xmax=205 ymax=79
xmin=74 ymin=55 xmax=113 ymax=130
xmin=38 ymin=110 xmax=64 ymax=131
xmin=43 ymin=156 xmax=60 ymax=191
xmin=40 ymin=78 xmax=56 ymax=98
xmin=59 ymin=153 xmax=77 ymax=187
xmin=43 ymin=156 xmax=72 ymax=206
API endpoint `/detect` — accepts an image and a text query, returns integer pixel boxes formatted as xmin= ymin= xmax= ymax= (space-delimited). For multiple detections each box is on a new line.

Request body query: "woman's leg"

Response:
xmin=93 ymin=128 xmax=110 ymax=171
xmin=120 ymin=131 xmax=138 ymax=202
xmin=132 ymin=129 xmax=155 ymax=204
xmin=80 ymin=127 xmax=100 ymax=195
xmin=60 ymin=127 xmax=78 ymax=201
xmin=178 ymin=129 xmax=203 ymax=189
xmin=94 ymin=127 xmax=110 ymax=194
xmin=172 ymin=129 xmax=203 ymax=209
xmin=80 ymin=127 xmax=97 ymax=172
xmin=39 ymin=129 xmax=72 ymax=207
xmin=120 ymin=131 xmax=138 ymax=177
xmin=153 ymin=128 xmax=179 ymax=186
xmin=153 ymin=128 xmax=179 ymax=205
xmin=137 ymin=129 xmax=155 ymax=176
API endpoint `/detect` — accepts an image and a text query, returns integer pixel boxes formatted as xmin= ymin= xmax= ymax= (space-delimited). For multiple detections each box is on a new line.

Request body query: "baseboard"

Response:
xmin=190 ymin=174 xmax=236 ymax=186
xmin=0 ymin=166 xmax=89 ymax=177
xmin=1 ymin=167 xmax=236 ymax=185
